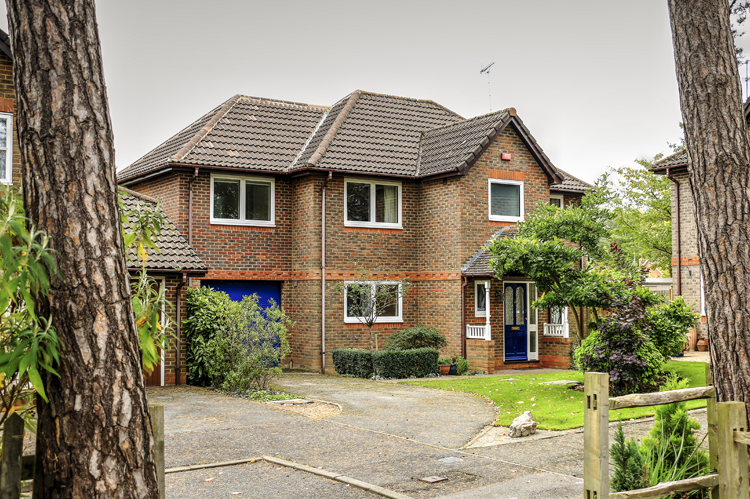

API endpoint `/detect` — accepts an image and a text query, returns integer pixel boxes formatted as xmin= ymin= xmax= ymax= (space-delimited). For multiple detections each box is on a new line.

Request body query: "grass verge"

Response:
xmin=404 ymin=361 xmax=707 ymax=430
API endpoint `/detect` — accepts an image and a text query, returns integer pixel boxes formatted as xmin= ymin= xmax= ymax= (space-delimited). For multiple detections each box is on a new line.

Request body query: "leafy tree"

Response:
xmin=336 ymin=265 xmax=411 ymax=350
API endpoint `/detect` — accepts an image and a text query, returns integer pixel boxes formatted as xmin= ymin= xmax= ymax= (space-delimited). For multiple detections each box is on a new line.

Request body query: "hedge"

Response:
xmin=332 ymin=349 xmax=374 ymax=378
xmin=373 ymin=348 xmax=439 ymax=379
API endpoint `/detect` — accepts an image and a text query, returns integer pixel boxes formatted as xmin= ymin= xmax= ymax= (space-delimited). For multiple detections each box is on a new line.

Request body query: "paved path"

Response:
xmin=150 ymin=374 xmax=709 ymax=499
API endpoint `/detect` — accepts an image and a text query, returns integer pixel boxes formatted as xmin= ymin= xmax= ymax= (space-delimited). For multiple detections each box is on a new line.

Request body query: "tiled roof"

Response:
xmin=117 ymin=95 xmax=329 ymax=182
xmin=552 ymin=169 xmax=594 ymax=192
xmin=653 ymin=149 xmax=687 ymax=169
xmin=462 ymin=230 xmax=516 ymax=276
xmin=291 ymin=91 xmax=463 ymax=176
xmin=418 ymin=109 xmax=512 ymax=176
xmin=119 ymin=188 xmax=207 ymax=274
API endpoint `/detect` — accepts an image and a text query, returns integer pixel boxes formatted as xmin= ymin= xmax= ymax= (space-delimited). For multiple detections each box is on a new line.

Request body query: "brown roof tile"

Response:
xmin=462 ymin=230 xmax=516 ymax=276
xmin=552 ymin=168 xmax=594 ymax=192
xmin=652 ymin=149 xmax=687 ymax=169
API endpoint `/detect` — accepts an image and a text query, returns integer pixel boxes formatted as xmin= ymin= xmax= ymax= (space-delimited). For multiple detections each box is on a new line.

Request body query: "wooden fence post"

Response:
xmin=0 ymin=413 xmax=25 ymax=499
xmin=150 ymin=403 xmax=165 ymax=499
xmin=705 ymin=364 xmax=720 ymax=499
xmin=717 ymin=401 xmax=749 ymax=499
xmin=584 ymin=372 xmax=610 ymax=499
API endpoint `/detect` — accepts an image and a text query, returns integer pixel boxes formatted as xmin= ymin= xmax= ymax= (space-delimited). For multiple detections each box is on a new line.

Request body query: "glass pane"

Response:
xmin=214 ymin=180 xmax=240 ymax=219
xmin=491 ymin=183 xmax=520 ymax=217
xmin=346 ymin=285 xmax=371 ymax=318
xmin=246 ymin=182 xmax=271 ymax=221
xmin=377 ymin=284 xmax=399 ymax=317
xmin=476 ymin=283 xmax=486 ymax=312
xmin=504 ymin=286 xmax=513 ymax=325
xmin=515 ymin=286 xmax=525 ymax=324
xmin=550 ymin=197 xmax=562 ymax=208
xmin=0 ymin=119 xmax=8 ymax=149
xmin=529 ymin=330 xmax=537 ymax=353
xmin=551 ymin=307 xmax=564 ymax=324
xmin=529 ymin=284 xmax=537 ymax=325
xmin=0 ymin=151 xmax=6 ymax=180
xmin=347 ymin=182 xmax=370 ymax=222
xmin=375 ymin=184 xmax=398 ymax=223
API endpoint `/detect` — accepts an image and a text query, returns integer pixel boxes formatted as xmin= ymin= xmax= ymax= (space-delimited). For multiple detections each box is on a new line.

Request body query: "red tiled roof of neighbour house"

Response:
xmin=290 ymin=91 xmax=463 ymax=176
xmin=119 ymin=187 xmax=207 ymax=274
xmin=462 ymin=229 xmax=517 ymax=277
xmin=551 ymin=168 xmax=595 ymax=193
xmin=117 ymin=95 xmax=330 ymax=182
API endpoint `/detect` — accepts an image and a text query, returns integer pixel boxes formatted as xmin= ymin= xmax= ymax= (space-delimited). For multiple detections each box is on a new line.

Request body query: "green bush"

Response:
xmin=438 ymin=355 xmax=469 ymax=375
xmin=373 ymin=348 xmax=439 ymax=379
xmin=611 ymin=423 xmax=647 ymax=492
xmin=647 ymin=297 xmax=698 ymax=359
xmin=385 ymin=324 xmax=447 ymax=351
xmin=332 ymin=349 xmax=374 ymax=378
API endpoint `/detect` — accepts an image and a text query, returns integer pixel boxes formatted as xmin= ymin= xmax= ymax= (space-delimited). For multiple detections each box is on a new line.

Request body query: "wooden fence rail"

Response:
xmin=584 ymin=364 xmax=749 ymax=499
xmin=0 ymin=403 xmax=165 ymax=499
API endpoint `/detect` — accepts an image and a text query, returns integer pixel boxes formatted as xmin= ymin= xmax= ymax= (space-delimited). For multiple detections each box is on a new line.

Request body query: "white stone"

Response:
xmin=508 ymin=411 xmax=537 ymax=438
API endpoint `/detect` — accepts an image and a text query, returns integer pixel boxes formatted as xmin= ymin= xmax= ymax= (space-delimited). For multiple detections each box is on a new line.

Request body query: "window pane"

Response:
xmin=347 ymin=182 xmax=370 ymax=222
xmin=214 ymin=180 xmax=240 ymax=219
xmin=529 ymin=283 xmax=537 ymax=325
xmin=551 ymin=307 xmax=564 ymax=324
xmin=375 ymin=184 xmax=398 ymax=223
xmin=491 ymin=183 xmax=520 ymax=217
xmin=515 ymin=287 xmax=524 ymax=324
xmin=0 ymin=119 xmax=8 ymax=149
xmin=504 ymin=286 xmax=513 ymax=325
xmin=0 ymin=150 xmax=6 ymax=181
xmin=377 ymin=284 xmax=399 ymax=317
xmin=246 ymin=182 xmax=271 ymax=221
xmin=346 ymin=285 xmax=371 ymax=318
xmin=550 ymin=197 xmax=562 ymax=208
xmin=476 ymin=283 xmax=486 ymax=312
xmin=529 ymin=330 xmax=537 ymax=353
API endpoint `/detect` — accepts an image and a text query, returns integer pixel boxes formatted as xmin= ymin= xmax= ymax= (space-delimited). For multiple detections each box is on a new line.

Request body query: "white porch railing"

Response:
xmin=466 ymin=324 xmax=491 ymax=340
xmin=543 ymin=323 xmax=569 ymax=338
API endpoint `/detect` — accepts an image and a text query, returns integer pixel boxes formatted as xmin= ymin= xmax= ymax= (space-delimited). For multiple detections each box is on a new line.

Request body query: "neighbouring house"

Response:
xmin=120 ymin=187 xmax=207 ymax=385
xmin=117 ymin=90 xmax=593 ymax=374
xmin=0 ymin=29 xmax=21 ymax=187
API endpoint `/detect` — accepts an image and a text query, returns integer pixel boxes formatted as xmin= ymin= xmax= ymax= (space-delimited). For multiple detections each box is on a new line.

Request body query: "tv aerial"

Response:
xmin=480 ymin=62 xmax=495 ymax=112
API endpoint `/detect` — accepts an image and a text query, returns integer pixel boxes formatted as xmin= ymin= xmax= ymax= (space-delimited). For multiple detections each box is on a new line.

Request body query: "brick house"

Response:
xmin=118 ymin=90 xmax=593 ymax=374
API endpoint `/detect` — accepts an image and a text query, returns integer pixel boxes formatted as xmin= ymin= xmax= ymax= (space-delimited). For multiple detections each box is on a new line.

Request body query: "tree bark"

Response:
xmin=668 ymin=0 xmax=750 ymax=417
xmin=6 ymin=0 xmax=159 ymax=497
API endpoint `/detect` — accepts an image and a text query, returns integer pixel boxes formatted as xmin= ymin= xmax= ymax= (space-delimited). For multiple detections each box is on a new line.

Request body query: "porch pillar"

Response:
xmin=485 ymin=281 xmax=492 ymax=340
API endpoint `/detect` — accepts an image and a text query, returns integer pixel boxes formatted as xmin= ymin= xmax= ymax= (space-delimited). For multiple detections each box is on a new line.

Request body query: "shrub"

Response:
xmin=332 ymin=349 xmax=374 ymax=378
xmin=647 ymin=297 xmax=698 ymax=359
xmin=611 ymin=423 xmax=647 ymax=492
xmin=184 ymin=287 xmax=238 ymax=386
xmin=574 ymin=292 xmax=663 ymax=395
xmin=372 ymin=348 xmax=439 ymax=379
xmin=385 ymin=324 xmax=447 ymax=351
xmin=438 ymin=355 xmax=469 ymax=375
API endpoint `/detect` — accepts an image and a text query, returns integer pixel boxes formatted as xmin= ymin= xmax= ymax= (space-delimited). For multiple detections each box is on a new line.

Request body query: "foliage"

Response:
xmin=640 ymin=376 xmax=710 ymax=495
xmin=611 ymin=423 xmax=647 ymax=492
xmin=184 ymin=286 xmax=238 ymax=385
xmin=574 ymin=291 xmax=664 ymax=395
xmin=0 ymin=185 xmax=60 ymax=425
xmin=385 ymin=324 xmax=447 ymax=351
xmin=438 ymin=355 xmax=469 ymax=375
xmin=335 ymin=265 xmax=411 ymax=350
xmin=647 ymin=297 xmax=698 ymax=359
xmin=332 ymin=349 xmax=375 ymax=378
xmin=488 ymin=184 xmax=621 ymax=341
xmin=201 ymin=294 xmax=292 ymax=392
xmin=372 ymin=348 xmax=439 ymax=379
xmin=244 ymin=390 xmax=297 ymax=402
xmin=118 ymin=193 xmax=174 ymax=374
xmin=606 ymin=158 xmax=672 ymax=274
xmin=406 ymin=361 xmax=707 ymax=430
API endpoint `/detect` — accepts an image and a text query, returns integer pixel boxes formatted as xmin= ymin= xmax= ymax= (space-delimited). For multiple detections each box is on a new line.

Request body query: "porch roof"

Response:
xmin=461 ymin=229 xmax=516 ymax=277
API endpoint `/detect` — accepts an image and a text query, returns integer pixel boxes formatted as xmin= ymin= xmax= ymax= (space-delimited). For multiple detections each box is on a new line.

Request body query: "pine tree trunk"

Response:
xmin=668 ymin=0 xmax=750 ymax=413
xmin=6 ymin=0 xmax=159 ymax=497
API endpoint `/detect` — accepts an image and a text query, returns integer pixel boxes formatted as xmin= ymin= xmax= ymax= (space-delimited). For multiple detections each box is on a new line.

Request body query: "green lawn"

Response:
xmin=404 ymin=361 xmax=708 ymax=430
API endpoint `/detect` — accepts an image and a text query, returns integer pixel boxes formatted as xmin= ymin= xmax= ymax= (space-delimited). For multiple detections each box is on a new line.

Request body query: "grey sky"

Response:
xmin=2 ymin=1 xmax=747 ymax=184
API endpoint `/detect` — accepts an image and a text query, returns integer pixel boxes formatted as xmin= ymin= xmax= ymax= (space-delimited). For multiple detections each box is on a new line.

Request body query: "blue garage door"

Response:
xmin=201 ymin=280 xmax=282 ymax=309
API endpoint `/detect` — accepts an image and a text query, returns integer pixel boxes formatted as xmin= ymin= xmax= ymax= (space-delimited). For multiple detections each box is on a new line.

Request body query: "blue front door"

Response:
xmin=504 ymin=283 xmax=528 ymax=361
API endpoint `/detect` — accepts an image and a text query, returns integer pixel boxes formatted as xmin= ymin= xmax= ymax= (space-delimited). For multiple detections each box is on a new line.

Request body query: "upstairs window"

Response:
xmin=549 ymin=195 xmax=564 ymax=208
xmin=345 ymin=179 xmax=402 ymax=229
xmin=210 ymin=174 xmax=275 ymax=226
xmin=488 ymin=179 xmax=524 ymax=222
xmin=0 ymin=113 xmax=12 ymax=184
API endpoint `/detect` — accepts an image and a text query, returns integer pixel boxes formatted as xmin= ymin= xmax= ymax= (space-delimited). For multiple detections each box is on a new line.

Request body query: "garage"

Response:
xmin=200 ymin=280 xmax=282 ymax=309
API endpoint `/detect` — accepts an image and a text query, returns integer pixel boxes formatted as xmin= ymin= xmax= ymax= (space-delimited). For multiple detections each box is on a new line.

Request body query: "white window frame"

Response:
xmin=210 ymin=173 xmax=275 ymax=227
xmin=549 ymin=194 xmax=564 ymax=208
xmin=475 ymin=281 xmax=488 ymax=317
xmin=700 ymin=272 xmax=706 ymax=317
xmin=488 ymin=178 xmax=524 ymax=222
xmin=343 ymin=281 xmax=403 ymax=324
xmin=0 ymin=113 xmax=12 ymax=184
xmin=344 ymin=178 xmax=402 ymax=229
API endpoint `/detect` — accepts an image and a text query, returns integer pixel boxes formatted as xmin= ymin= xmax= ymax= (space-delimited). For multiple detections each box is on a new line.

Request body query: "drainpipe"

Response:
xmin=461 ymin=277 xmax=468 ymax=358
xmin=175 ymin=272 xmax=187 ymax=385
xmin=666 ymin=168 xmax=682 ymax=296
xmin=321 ymin=171 xmax=332 ymax=374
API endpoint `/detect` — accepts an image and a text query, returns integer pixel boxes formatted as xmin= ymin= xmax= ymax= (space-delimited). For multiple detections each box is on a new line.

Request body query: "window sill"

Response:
xmin=210 ymin=218 xmax=275 ymax=228
xmin=344 ymin=317 xmax=403 ymax=324
xmin=344 ymin=221 xmax=402 ymax=230
xmin=488 ymin=216 xmax=523 ymax=223
xmin=474 ymin=312 xmax=487 ymax=318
